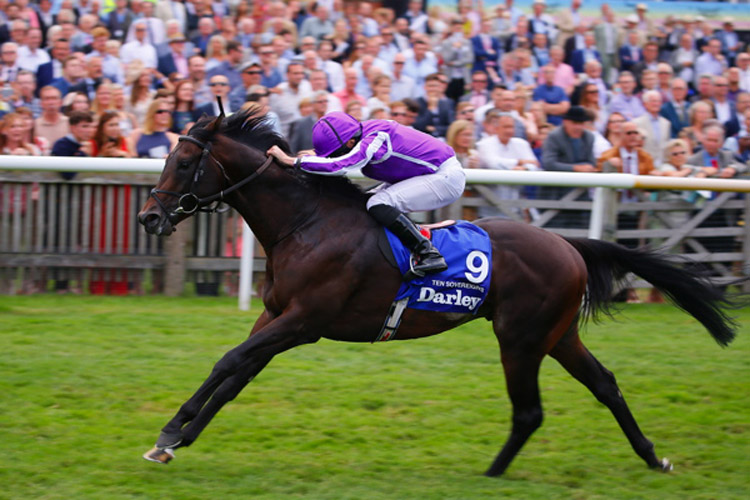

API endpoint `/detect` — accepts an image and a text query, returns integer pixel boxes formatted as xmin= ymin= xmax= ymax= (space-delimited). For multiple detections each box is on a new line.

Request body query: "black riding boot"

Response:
xmin=369 ymin=204 xmax=448 ymax=275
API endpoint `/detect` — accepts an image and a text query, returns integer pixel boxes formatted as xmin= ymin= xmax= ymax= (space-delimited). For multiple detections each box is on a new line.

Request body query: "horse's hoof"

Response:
xmin=143 ymin=446 xmax=175 ymax=464
xmin=658 ymin=457 xmax=673 ymax=472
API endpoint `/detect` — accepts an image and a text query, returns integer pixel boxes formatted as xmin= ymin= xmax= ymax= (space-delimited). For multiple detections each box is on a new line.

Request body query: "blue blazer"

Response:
xmin=470 ymin=35 xmax=502 ymax=73
xmin=157 ymin=53 xmax=179 ymax=79
xmin=618 ymin=46 xmax=642 ymax=72
xmin=722 ymin=103 xmax=741 ymax=137
xmin=660 ymin=101 xmax=691 ymax=139
xmin=570 ymin=49 xmax=602 ymax=74
xmin=36 ymin=60 xmax=55 ymax=93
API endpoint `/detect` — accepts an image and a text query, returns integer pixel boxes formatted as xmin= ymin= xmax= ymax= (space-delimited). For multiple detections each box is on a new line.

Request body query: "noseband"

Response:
xmin=150 ymin=135 xmax=274 ymax=218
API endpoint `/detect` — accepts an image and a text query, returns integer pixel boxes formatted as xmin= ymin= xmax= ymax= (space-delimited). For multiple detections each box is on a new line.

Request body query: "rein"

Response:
xmin=150 ymin=135 xmax=274 ymax=217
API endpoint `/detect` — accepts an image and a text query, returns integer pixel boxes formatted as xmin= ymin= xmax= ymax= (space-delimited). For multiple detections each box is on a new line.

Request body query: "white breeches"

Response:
xmin=365 ymin=156 xmax=466 ymax=213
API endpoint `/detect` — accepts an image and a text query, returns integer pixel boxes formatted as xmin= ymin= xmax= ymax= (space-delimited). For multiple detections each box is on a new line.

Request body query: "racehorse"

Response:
xmin=138 ymin=109 xmax=740 ymax=477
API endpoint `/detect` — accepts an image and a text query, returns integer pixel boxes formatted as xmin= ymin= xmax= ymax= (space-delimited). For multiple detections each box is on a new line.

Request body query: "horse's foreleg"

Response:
xmin=549 ymin=331 xmax=672 ymax=472
xmin=145 ymin=311 xmax=318 ymax=462
xmin=485 ymin=353 xmax=543 ymax=477
xmin=154 ymin=310 xmax=275 ymax=448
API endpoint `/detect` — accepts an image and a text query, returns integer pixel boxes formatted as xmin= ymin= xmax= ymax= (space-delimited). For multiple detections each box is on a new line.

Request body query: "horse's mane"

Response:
xmin=189 ymin=109 xmax=370 ymax=205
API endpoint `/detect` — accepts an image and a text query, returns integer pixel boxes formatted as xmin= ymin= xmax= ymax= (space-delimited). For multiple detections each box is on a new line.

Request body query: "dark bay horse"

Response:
xmin=137 ymin=110 xmax=739 ymax=477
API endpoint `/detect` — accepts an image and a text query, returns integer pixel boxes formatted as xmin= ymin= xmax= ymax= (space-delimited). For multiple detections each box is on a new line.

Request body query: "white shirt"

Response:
xmin=390 ymin=73 xmax=416 ymax=101
xmin=714 ymin=99 xmax=732 ymax=124
xmin=321 ymin=59 xmax=345 ymax=92
xmin=17 ymin=46 xmax=51 ymax=73
xmin=477 ymin=135 xmax=537 ymax=215
xmin=120 ymin=40 xmax=158 ymax=69
xmin=269 ymin=80 xmax=313 ymax=137
xmin=738 ymin=67 xmax=750 ymax=92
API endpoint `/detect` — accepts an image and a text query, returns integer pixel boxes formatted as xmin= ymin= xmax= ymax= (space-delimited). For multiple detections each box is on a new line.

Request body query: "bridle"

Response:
xmin=150 ymin=135 xmax=273 ymax=218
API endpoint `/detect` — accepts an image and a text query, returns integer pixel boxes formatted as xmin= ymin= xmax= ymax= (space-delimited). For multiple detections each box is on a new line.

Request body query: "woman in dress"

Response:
xmin=0 ymin=112 xmax=42 ymax=155
xmin=579 ymin=81 xmax=608 ymax=134
xmin=110 ymin=84 xmax=139 ymax=138
xmin=127 ymin=70 xmax=155 ymax=126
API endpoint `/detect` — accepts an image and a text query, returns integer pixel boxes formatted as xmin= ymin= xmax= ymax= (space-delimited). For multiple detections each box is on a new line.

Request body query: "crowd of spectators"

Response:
xmin=1 ymin=0 xmax=749 ymax=207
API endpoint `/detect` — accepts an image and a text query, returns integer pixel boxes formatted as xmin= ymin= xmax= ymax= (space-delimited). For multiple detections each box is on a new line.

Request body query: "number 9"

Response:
xmin=465 ymin=251 xmax=489 ymax=284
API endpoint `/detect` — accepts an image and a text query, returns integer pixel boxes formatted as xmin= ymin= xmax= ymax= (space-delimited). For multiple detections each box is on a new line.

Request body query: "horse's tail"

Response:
xmin=565 ymin=237 xmax=742 ymax=346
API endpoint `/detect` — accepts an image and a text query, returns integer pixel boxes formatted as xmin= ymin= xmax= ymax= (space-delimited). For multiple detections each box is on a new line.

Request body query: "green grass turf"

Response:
xmin=0 ymin=296 xmax=748 ymax=499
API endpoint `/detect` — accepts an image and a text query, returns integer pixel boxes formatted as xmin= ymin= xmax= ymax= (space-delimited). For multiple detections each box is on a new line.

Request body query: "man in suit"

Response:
xmin=724 ymin=92 xmax=750 ymax=138
xmin=630 ymin=41 xmax=660 ymax=84
xmin=35 ymin=37 xmax=70 ymax=93
xmin=556 ymin=0 xmax=583 ymax=48
xmin=157 ymin=33 xmax=189 ymax=80
xmin=688 ymin=125 xmax=747 ymax=178
xmin=633 ymin=90 xmax=671 ymax=165
xmin=660 ymin=78 xmax=691 ymax=138
xmin=288 ymin=90 xmax=329 ymax=154
xmin=414 ymin=73 xmax=455 ymax=138
xmin=618 ymin=30 xmax=642 ymax=73
xmin=50 ymin=55 xmax=84 ymax=97
xmin=594 ymin=3 xmax=621 ymax=84
xmin=470 ymin=18 xmax=502 ymax=77
xmin=542 ymin=106 xmax=597 ymax=172
xmin=712 ymin=75 xmax=737 ymax=128
xmin=570 ymin=32 xmax=601 ymax=74
xmin=441 ymin=16 xmax=474 ymax=102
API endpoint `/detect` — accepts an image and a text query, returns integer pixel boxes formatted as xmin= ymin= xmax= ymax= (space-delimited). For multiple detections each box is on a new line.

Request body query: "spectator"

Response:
xmin=91 ymin=81 xmax=114 ymax=116
xmin=332 ymin=67 xmax=365 ymax=114
xmin=1 ymin=41 xmax=21 ymax=82
xmin=470 ymin=17 xmax=501 ymax=80
xmin=528 ymin=0 xmax=558 ymax=43
xmin=62 ymin=91 xmax=91 ymax=116
xmin=91 ymin=110 xmax=133 ymax=158
xmin=712 ymin=75 xmax=737 ymax=126
xmin=207 ymin=40 xmax=244 ymax=89
xmin=402 ymin=35 xmax=438 ymax=98
xmin=544 ymin=45 xmax=575 ymax=95
xmin=180 ymin=56 xmax=208 ymax=109
xmin=317 ymin=39 xmax=344 ymax=93
xmin=158 ymin=33 xmax=190 ymax=81
xmin=390 ymin=53 xmax=416 ymax=102
xmin=533 ymin=65 xmax=570 ymax=126
xmin=688 ymin=124 xmax=746 ymax=178
xmin=607 ymin=71 xmax=645 ymax=120
xmin=630 ymin=41 xmax=660 ymax=83
xmin=633 ymin=90 xmax=671 ymax=165
xmin=530 ymin=32 xmax=551 ymax=70
xmin=717 ymin=19 xmax=742 ymax=67
xmin=557 ymin=0 xmax=583 ymax=48
xmin=694 ymin=38 xmax=727 ymax=85
xmin=618 ymin=30 xmax=642 ymax=74
xmin=191 ymin=17 xmax=216 ymax=57
xmin=460 ymin=70 xmax=490 ymax=109
xmin=120 ymin=20 xmax=157 ymax=70
xmin=50 ymin=110 xmax=94 ymax=178
xmin=171 ymin=80 xmax=200 ymax=134
xmin=196 ymin=74 xmax=233 ymax=116
xmin=126 ymin=70 xmax=155 ymax=126
xmin=204 ymin=35 xmax=228 ymax=72
xmin=404 ymin=0 xmax=429 ymax=34
xmin=270 ymin=61 xmax=313 ymax=137
xmin=579 ymin=81 xmax=607 ymax=134
xmin=736 ymin=53 xmax=750 ymax=92
xmin=109 ymin=84 xmax=138 ymax=137
xmin=571 ymin=60 xmax=607 ymax=109
xmin=228 ymin=61 xmax=259 ymax=112
xmin=446 ymin=119 xmax=479 ymax=170
xmin=477 ymin=113 xmax=540 ymax=217
xmin=542 ymin=105 xmax=597 ymax=172
xmin=513 ymin=87 xmax=539 ymax=142
xmin=366 ymin=74 xmax=392 ymax=115
xmin=0 ymin=112 xmax=42 ymax=155
xmin=725 ymin=92 xmax=750 ymax=138
xmin=690 ymin=74 xmax=715 ymax=104
xmin=683 ymin=101 xmax=715 ymax=151
xmin=441 ymin=16 xmax=473 ymax=103
xmin=414 ymin=73 xmax=454 ymax=138
xmin=288 ymin=90 xmax=328 ymax=154
xmin=105 ymin=0 xmax=136 ymax=42
xmin=569 ymin=31 xmax=601 ymax=75
xmin=9 ymin=69 xmax=41 ymax=117
xmin=593 ymin=3 xmax=620 ymax=84
xmin=17 ymin=28 xmax=49 ymax=74
xmin=727 ymin=67 xmax=743 ymax=103
xmin=603 ymin=113 xmax=625 ymax=150
xmin=299 ymin=3 xmax=333 ymax=41
xmin=660 ymin=78 xmax=691 ymax=139
xmin=389 ymin=100 xmax=409 ymax=127
xmin=14 ymin=106 xmax=48 ymax=154
xmin=132 ymin=99 xmax=179 ymax=158
xmin=671 ymin=33 xmax=698 ymax=85
xmin=724 ymin=129 xmax=750 ymax=163
xmin=34 ymin=85 xmax=68 ymax=147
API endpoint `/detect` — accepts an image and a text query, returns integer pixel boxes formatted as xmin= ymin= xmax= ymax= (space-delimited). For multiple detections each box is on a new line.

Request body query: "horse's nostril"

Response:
xmin=139 ymin=212 xmax=160 ymax=227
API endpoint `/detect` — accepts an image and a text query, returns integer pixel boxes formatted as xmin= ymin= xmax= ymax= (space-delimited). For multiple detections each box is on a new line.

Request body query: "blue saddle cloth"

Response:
xmin=385 ymin=221 xmax=492 ymax=314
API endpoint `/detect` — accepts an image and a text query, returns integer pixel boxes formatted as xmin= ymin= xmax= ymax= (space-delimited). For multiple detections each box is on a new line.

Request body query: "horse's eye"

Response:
xmin=178 ymin=160 xmax=191 ymax=170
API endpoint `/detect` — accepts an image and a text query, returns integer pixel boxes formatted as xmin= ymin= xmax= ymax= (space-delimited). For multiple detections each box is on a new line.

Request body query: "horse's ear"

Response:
xmin=217 ymin=95 xmax=225 ymax=118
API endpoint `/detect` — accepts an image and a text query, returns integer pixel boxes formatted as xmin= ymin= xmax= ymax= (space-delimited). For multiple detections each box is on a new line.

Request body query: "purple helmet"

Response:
xmin=312 ymin=112 xmax=363 ymax=157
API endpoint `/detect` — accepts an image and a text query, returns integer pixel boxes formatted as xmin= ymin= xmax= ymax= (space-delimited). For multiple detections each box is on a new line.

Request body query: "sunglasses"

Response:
xmin=155 ymin=110 xmax=171 ymax=114
xmin=671 ymin=151 xmax=687 ymax=156
xmin=392 ymin=112 xmax=406 ymax=117
xmin=625 ymin=130 xmax=639 ymax=135
xmin=245 ymin=70 xmax=262 ymax=75
xmin=209 ymin=82 xmax=228 ymax=87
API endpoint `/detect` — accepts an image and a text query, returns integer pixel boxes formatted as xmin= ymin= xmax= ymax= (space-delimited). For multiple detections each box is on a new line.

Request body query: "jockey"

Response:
xmin=267 ymin=111 xmax=466 ymax=275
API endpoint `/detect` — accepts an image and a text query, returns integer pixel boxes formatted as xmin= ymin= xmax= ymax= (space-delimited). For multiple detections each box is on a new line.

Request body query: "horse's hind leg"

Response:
xmin=485 ymin=352 xmax=544 ymax=477
xmin=549 ymin=328 xmax=672 ymax=472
